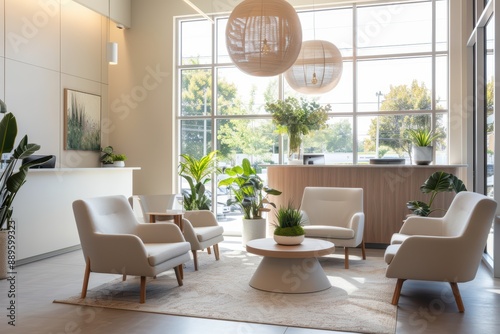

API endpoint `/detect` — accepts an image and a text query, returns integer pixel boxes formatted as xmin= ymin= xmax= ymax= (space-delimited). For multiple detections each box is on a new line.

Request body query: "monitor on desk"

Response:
xmin=303 ymin=154 xmax=325 ymax=165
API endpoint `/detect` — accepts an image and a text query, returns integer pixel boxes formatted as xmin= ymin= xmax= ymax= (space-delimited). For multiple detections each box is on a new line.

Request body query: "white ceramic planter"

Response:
xmin=113 ymin=161 xmax=125 ymax=167
xmin=413 ymin=146 xmax=433 ymax=165
xmin=242 ymin=218 xmax=267 ymax=246
xmin=273 ymin=234 xmax=305 ymax=245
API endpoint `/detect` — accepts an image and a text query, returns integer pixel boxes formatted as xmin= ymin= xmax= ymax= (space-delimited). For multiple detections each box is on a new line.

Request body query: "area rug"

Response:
xmin=54 ymin=247 xmax=396 ymax=334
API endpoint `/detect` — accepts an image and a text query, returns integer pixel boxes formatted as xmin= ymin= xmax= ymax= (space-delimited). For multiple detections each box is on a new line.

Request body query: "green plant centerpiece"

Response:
xmin=100 ymin=146 xmax=127 ymax=166
xmin=406 ymin=128 xmax=441 ymax=165
xmin=178 ymin=150 xmax=219 ymax=211
xmin=265 ymin=97 xmax=330 ymax=161
xmin=218 ymin=158 xmax=282 ymax=220
xmin=273 ymin=202 xmax=305 ymax=245
xmin=406 ymin=171 xmax=467 ymax=217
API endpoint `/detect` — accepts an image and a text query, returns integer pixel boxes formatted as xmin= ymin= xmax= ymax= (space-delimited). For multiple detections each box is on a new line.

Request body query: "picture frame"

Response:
xmin=64 ymin=89 xmax=101 ymax=151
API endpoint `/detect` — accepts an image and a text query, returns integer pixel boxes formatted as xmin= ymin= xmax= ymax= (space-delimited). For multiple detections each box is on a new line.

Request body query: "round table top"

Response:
xmin=246 ymin=238 xmax=335 ymax=259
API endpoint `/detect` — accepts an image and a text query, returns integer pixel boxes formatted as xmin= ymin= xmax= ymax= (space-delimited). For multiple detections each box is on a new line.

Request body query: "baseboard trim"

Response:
xmin=17 ymin=245 xmax=81 ymax=266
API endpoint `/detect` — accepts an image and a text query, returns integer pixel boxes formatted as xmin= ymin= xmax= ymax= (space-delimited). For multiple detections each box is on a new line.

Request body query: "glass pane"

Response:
xmin=298 ymin=8 xmax=353 ymax=57
xmin=435 ymin=112 xmax=449 ymax=164
xmin=181 ymin=69 xmax=212 ymax=116
xmin=436 ymin=0 xmax=449 ymax=52
xmin=357 ymin=57 xmax=433 ymax=112
xmin=217 ymin=68 xmax=279 ymax=115
xmin=216 ymin=18 xmax=230 ymax=64
xmin=357 ymin=2 xmax=432 ymax=56
xmin=301 ymin=117 xmax=354 ymax=164
xmin=180 ymin=20 xmax=212 ymax=65
xmin=436 ymin=55 xmax=449 ymax=110
xmin=485 ymin=15 xmax=494 ymax=259
xmin=284 ymin=61 xmax=353 ymax=113
xmin=180 ymin=119 xmax=213 ymax=159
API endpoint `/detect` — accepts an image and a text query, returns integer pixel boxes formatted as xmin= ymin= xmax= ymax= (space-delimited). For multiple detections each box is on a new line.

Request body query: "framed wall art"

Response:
xmin=64 ymin=89 xmax=101 ymax=151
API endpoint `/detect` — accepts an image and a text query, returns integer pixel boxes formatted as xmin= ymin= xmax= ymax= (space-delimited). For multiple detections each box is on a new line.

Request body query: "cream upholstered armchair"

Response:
xmin=384 ymin=191 xmax=497 ymax=312
xmin=137 ymin=194 xmax=224 ymax=271
xmin=300 ymin=187 xmax=366 ymax=269
xmin=72 ymin=195 xmax=191 ymax=303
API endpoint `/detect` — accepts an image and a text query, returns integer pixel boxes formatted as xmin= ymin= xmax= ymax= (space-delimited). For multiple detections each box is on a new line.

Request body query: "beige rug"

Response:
xmin=54 ymin=247 xmax=396 ymax=334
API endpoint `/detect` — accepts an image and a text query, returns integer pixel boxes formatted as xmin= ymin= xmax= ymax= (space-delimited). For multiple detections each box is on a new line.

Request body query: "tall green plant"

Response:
xmin=178 ymin=150 xmax=219 ymax=211
xmin=0 ymin=105 xmax=52 ymax=230
xmin=406 ymin=171 xmax=467 ymax=217
xmin=218 ymin=158 xmax=281 ymax=219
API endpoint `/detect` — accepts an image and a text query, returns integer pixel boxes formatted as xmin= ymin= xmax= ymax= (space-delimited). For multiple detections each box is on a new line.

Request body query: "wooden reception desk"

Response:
xmin=265 ymin=165 xmax=466 ymax=245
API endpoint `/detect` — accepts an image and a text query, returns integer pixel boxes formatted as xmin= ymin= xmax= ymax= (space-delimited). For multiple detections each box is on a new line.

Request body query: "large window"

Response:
xmin=176 ymin=0 xmax=449 ymax=214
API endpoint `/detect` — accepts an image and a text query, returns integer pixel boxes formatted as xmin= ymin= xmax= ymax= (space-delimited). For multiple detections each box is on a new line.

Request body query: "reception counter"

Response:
xmin=265 ymin=164 xmax=466 ymax=245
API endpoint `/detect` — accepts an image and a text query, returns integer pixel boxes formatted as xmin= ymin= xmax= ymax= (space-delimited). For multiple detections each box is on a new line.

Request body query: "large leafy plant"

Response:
xmin=0 ymin=102 xmax=52 ymax=230
xmin=178 ymin=150 xmax=219 ymax=211
xmin=266 ymin=97 xmax=330 ymax=157
xmin=218 ymin=158 xmax=281 ymax=219
xmin=406 ymin=171 xmax=467 ymax=217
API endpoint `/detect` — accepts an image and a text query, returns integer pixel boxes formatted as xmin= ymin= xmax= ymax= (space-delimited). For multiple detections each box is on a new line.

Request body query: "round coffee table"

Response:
xmin=246 ymin=238 xmax=335 ymax=293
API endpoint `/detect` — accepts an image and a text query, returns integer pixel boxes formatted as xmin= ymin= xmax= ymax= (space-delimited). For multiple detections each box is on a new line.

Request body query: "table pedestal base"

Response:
xmin=249 ymin=256 xmax=331 ymax=293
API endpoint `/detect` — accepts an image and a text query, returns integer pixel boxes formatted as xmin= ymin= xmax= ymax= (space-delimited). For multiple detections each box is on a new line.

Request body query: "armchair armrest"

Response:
xmin=134 ymin=223 xmax=186 ymax=243
xmin=183 ymin=210 xmax=218 ymax=227
xmin=300 ymin=210 xmax=310 ymax=225
xmin=400 ymin=216 xmax=445 ymax=236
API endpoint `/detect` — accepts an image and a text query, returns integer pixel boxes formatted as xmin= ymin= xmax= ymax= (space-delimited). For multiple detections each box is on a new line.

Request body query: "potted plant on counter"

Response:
xmin=265 ymin=97 xmax=330 ymax=164
xmin=100 ymin=146 xmax=127 ymax=167
xmin=218 ymin=158 xmax=282 ymax=245
xmin=272 ymin=202 xmax=305 ymax=245
xmin=407 ymin=128 xmax=441 ymax=165
xmin=0 ymin=99 xmax=53 ymax=279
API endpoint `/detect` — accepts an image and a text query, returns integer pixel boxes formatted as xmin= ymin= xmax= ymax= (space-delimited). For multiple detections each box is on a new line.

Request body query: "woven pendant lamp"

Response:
xmin=285 ymin=40 xmax=343 ymax=94
xmin=226 ymin=0 xmax=302 ymax=77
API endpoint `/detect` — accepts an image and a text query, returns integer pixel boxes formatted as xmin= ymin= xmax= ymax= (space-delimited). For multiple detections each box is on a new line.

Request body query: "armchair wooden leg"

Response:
xmin=178 ymin=264 xmax=183 ymax=279
xmin=192 ymin=250 xmax=199 ymax=271
xmin=392 ymin=279 xmax=406 ymax=306
xmin=207 ymin=246 xmax=212 ymax=255
xmin=361 ymin=240 xmax=366 ymax=260
xmin=140 ymin=276 xmax=146 ymax=304
xmin=344 ymin=247 xmax=349 ymax=269
xmin=213 ymin=244 xmax=220 ymax=261
xmin=450 ymin=282 xmax=465 ymax=313
xmin=81 ymin=258 xmax=91 ymax=299
xmin=174 ymin=266 xmax=183 ymax=286
xmin=122 ymin=274 xmax=127 ymax=281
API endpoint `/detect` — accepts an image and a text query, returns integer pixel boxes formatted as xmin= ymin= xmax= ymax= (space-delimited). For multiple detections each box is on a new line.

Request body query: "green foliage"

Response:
xmin=406 ymin=128 xmax=441 ymax=147
xmin=0 ymin=109 xmax=52 ymax=230
xmin=273 ymin=202 xmax=304 ymax=236
xmin=66 ymin=95 xmax=100 ymax=151
xmin=406 ymin=171 xmax=467 ymax=216
xmin=100 ymin=146 xmax=126 ymax=164
xmin=179 ymin=150 xmax=219 ymax=211
xmin=218 ymin=158 xmax=281 ymax=219
xmin=266 ymin=97 xmax=330 ymax=156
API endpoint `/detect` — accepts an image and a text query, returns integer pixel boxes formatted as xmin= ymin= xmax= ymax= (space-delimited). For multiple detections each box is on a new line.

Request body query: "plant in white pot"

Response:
xmin=100 ymin=146 xmax=127 ymax=167
xmin=407 ymin=128 xmax=440 ymax=165
xmin=218 ymin=158 xmax=282 ymax=245
xmin=272 ymin=202 xmax=305 ymax=245
xmin=0 ymin=99 xmax=52 ymax=279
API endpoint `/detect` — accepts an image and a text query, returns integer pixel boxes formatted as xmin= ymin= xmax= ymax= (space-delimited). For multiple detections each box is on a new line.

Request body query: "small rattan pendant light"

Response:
xmin=225 ymin=0 xmax=302 ymax=77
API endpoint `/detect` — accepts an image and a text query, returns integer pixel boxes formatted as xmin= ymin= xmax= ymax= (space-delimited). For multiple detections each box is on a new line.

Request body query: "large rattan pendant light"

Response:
xmin=285 ymin=40 xmax=343 ymax=94
xmin=226 ymin=0 xmax=302 ymax=77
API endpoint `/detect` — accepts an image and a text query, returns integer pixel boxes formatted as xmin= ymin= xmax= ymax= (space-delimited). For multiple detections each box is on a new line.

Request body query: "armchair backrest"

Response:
xmin=72 ymin=195 xmax=140 ymax=256
xmin=300 ymin=187 xmax=363 ymax=227
xmin=137 ymin=194 xmax=178 ymax=222
xmin=443 ymin=191 xmax=497 ymax=238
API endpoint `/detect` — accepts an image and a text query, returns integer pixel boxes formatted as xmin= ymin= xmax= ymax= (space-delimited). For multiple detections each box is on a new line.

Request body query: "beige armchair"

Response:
xmin=300 ymin=187 xmax=366 ymax=269
xmin=72 ymin=195 xmax=191 ymax=303
xmin=136 ymin=194 xmax=224 ymax=271
xmin=384 ymin=191 xmax=497 ymax=312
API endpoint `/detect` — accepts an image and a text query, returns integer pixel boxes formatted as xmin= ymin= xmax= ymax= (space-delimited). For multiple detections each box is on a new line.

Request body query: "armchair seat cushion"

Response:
xmin=390 ymin=233 xmax=410 ymax=245
xmin=303 ymin=225 xmax=355 ymax=239
xmin=384 ymin=244 xmax=400 ymax=265
xmin=195 ymin=226 xmax=224 ymax=242
xmin=145 ymin=242 xmax=191 ymax=266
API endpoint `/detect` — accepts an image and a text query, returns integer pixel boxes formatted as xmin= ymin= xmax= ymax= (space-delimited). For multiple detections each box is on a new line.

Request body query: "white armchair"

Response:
xmin=72 ymin=195 xmax=191 ymax=303
xmin=136 ymin=194 xmax=224 ymax=271
xmin=300 ymin=187 xmax=366 ymax=269
xmin=384 ymin=191 xmax=497 ymax=312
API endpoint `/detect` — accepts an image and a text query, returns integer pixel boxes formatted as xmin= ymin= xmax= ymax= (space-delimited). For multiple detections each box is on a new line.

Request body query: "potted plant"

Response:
xmin=100 ymin=146 xmax=127 ymax=167
xmin=0 ymin=99 xmax=53 ymax=279
xmin=178 ymin=150 xmax=219 ymax=211
xmin=265 ymin=97 xmax=330 ymax=164
xmin=218 ymin=158 xmax=282 ymax=244
xmin=406 ymin=171 xmax=467 ymax=217
xmin=272 ymin=202 xmax=305 ymax=245
xmin=407 ymin=128 xmax=441 ymax=165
